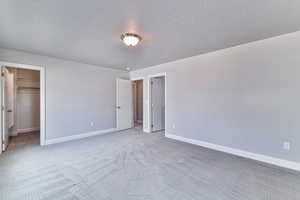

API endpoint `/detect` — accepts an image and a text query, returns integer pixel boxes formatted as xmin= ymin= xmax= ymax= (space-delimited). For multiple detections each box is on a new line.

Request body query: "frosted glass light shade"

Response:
xmin=121 ymin=33 xmax=142 ymax=46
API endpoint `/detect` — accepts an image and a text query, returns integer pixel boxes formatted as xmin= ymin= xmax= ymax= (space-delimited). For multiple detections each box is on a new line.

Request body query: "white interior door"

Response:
xmin=116 ymin=78 xmax=133 ymax=130
xmin=2 ymin=67 xmax=11 ymax=151
xmin=151 ymin=77 xmax=165 ymax=132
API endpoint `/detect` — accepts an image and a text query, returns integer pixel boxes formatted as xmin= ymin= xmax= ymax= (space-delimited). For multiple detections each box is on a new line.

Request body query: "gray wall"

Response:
xmin=0 ymin=48 xmax=128 ymax=140
xmin=131 ymin=31 xmax=300 ymax=163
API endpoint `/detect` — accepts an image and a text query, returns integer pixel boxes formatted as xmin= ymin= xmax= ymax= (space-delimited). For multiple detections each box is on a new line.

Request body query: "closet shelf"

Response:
xmin=17 ymin=81 xmax=40 ymax=89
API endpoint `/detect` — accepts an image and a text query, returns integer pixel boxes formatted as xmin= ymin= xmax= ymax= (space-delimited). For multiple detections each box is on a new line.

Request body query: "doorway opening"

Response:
xmin=1 ymin=66 xmax=41 ymax=152
xmin=132 ymin=79 xmax=143 ymax=129
xmin=149 ymin=75 xmax=165 ymax=132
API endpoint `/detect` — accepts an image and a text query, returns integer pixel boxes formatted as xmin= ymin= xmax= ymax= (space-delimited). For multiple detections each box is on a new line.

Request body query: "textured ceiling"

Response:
xmin=1 ymin=0 xmax=300 ymax=70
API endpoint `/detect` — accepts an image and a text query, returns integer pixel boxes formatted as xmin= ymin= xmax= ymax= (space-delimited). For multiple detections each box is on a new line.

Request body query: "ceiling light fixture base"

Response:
xmin=121 ymin=33 xmax=142 ymax=47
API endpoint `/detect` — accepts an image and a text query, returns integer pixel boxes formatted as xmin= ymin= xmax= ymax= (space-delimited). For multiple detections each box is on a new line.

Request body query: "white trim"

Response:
xmin=130 ymin=77 xmax=145 ymax=81
xmin=148 ymin=73 xmax=167 ymax=78
xmin=10 ymin=130 xmax=18 ymax=137
xmin=0 ymin=61 xmax=46 ymax=151
xmin=148 ymin=73 xmax=167 ymax=133
xmin=165 ymin=133 xmax=300 ymax=172
xmin=45 ymin=128 xmax=116 ymax=145
xmin=144 ymin=128 xmax=151 ymax=133
xmin=40 ymin=67 xmax=46 ymax=146
xmin=116 ymin=79 xmax=120 ymax=130
xmin=17 ymin=127 xmax=40 ymax=134
xmin=0 ymin=62 xmax=42 ymax=71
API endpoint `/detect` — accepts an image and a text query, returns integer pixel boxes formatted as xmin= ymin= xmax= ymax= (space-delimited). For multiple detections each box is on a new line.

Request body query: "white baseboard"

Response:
xmin=9 ymin=130 xmax=18 ymax=137
xmin=144 ymin=128 xmax=151 ymax=133
xmin=17 ymin=127 xmax=40 ymax=134
xmin=165 ymin=133 xmax=300 ymax=172
xmin=45 ymin=128 xmax=116 ymax=145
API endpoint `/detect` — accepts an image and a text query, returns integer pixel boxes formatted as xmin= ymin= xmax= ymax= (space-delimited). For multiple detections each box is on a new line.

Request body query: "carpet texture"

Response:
xmin=1 ymin=128 xmax=300 ymax=200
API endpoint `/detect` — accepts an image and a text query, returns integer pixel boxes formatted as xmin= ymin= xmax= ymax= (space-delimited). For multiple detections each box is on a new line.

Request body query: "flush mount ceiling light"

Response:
xmin=121 ymin=33 xmax=142 ymax=46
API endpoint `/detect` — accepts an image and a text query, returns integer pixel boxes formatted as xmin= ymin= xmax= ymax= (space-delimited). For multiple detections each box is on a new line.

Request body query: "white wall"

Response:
xmin=0 ymin=48 xmax=128 ymax=140
xmin=130 ymin=31 xmax=300 ymax=164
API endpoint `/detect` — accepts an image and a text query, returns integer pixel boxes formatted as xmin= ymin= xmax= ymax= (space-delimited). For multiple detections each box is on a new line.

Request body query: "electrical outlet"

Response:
xmin=172 ymin=124 xmax=176 ymax=129
xmin=90 ymin=122 xmax=94 ymax=127
xmin=283 ymin=141 xmax=290 ymax=151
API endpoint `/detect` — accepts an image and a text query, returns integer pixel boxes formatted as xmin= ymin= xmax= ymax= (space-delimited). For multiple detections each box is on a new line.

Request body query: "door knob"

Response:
xmin=7 ymin=110 xmax=12 ymax=112
xmin=117 ymin=106 xmax=121 ymax=109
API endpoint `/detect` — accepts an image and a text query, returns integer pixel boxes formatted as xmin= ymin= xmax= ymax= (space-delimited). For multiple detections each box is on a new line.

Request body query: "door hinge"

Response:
xmin=151 ymin=124 xmax=154 ymax=128
xmin=151 ymin=81 xmax=153 ymax=85
xmin=1 ymin=72 xmax=4 ymax=77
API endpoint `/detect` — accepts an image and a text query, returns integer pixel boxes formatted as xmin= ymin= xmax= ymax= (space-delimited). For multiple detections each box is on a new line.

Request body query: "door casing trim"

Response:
xmin=0 ymin=61 xmax=46 ymax=153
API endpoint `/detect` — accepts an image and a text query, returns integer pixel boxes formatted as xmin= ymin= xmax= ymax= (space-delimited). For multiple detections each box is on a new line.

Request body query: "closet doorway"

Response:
xmin=132 ymin=79 xmax=143 ymax=129
xmin=149 ymin=75 xmax=165 ymax=132
xmin=1 ymin=65 xmax=41 ymax=151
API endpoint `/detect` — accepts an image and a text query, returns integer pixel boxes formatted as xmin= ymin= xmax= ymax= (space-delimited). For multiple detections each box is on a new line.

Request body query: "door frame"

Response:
xmin=0 ymin=61 xmax=46 ymax=153
xmin=130 ymin=77 xmax=145 ymax=130
xmin=148 ymin=73 xmax=166 ymax=133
